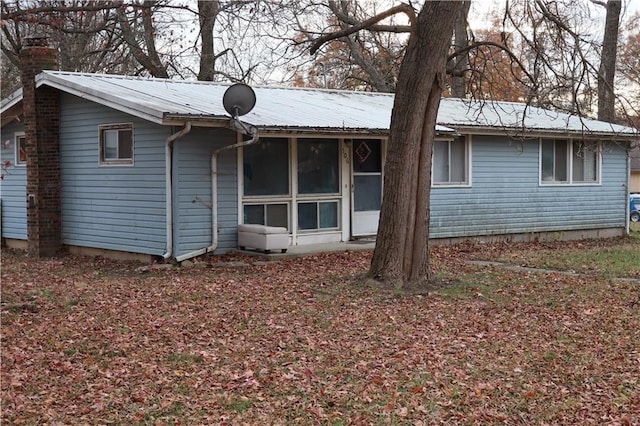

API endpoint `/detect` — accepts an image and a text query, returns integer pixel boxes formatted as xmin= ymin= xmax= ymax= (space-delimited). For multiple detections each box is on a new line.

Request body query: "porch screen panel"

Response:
xmin=297 ymin=203 xmax=317 ymax=229
xmin=266 ymin=204 xmax=288 ymax=228
xmin=244 ymin=203 xmax=288 ymax=228
xmin=297 ymin=201 xmax=338 ymax=230
xmin=354 ymin=175 xmax=381 ymax=211
xmin=244 ymin=205 xmax=265 ymax=225
xmin=243 ymin=138 xmax=289 ymax=196
xmin=297 ymin=138 xmax=339 ymax=194
xmin=319 ymin=202 xmax=338 ymax=228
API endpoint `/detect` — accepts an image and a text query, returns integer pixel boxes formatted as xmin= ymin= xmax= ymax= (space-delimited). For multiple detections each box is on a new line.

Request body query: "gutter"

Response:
xmin=175 ymin=120 xmax=259 ymax=263
xmin=162 ymin=122 xmax=193 ymax=260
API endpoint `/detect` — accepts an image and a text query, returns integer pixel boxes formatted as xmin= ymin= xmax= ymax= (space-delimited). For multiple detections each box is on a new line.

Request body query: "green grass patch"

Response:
xmin=166 ymin=352 xmax=204 ymax=366
xmin=225 ymin=398 xmax=253 ymax=413
xmin=494 ymin=241 xmax=640 ymax=277
xmin=433 ymin=270 xmax=514 ymax=303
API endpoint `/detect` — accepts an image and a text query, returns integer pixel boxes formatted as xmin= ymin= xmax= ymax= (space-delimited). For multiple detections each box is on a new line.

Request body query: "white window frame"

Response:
xmin=239 ymin=136 xmax=344 ymax=235
xmin=432 ymin=135 xmax=471 ymax=187
xmin=539 ymin=139 xmax=601 ymax=186
xmin=14 ymin=132 xmax=26 ymax=166
xmin=99 ymin=123 xmax=134 ymax=166
xmin=296 ymin=199 xmax=341 ymax=231
xmin=242 ymin=202 xmax=290 ymax=230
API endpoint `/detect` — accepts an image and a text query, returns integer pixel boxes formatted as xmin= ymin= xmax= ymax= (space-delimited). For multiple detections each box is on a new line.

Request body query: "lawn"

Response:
xmin=2 ymin=237 xmax=639 ymax=425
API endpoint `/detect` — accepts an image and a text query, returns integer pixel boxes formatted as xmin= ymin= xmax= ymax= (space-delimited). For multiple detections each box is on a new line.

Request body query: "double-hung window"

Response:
xmin=540 ymin=139 xmax=599 ymax=184
xmin=433 ymin=136 xmax=469 ymax=186
xmin=99 ymin=123 xmax=133 ymax=165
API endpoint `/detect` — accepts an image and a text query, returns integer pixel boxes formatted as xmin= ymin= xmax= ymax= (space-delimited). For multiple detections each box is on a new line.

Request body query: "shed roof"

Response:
xmin=1 ymin=71 xmax=638 ymax=138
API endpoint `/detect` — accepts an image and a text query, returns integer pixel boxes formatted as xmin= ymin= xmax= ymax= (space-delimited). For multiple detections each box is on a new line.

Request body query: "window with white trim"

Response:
xmin=99 ymin=123 xmax=133 ymax=165
xmin=433 ymin=136 xmax=469 ymax=185
xmin=243 ymin=203 xmax=289 ymax=228
xmin=15 ymin=133 xmax=26 ymax=166
xmin=243 ymin=138 xmax=289 ymax=196
xmin=241 ymin=137 xmax=342 ymax=233
xmin=540 ymin=139 xmax=599 ymax=184
xmin=297 ymin=201 xmax=339 ymax=230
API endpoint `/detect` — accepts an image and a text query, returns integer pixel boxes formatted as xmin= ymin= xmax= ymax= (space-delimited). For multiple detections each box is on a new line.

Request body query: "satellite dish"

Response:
xmin=223 ymin=83 xmax=256 ymax=118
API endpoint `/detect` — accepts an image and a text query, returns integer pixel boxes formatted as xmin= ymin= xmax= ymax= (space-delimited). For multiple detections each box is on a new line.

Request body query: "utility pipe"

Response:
xmin=175 ymin=120 xmax=259 ymax=262
xmin=162 ymin=122 xmax=193 ymax=260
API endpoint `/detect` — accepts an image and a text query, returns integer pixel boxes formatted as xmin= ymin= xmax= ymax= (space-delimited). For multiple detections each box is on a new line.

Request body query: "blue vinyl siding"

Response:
xmin=2 ymin=89 xmax=631 ymax=258
xmin=0 ymin=121 xmax=27 ymax=240
xmin=172 ymin=127 xmax=238 ymax=257
xmin=430 ymin=135 xmax=628 ymax=238
xmin=59 ymin=94 xmax=168 ymax=255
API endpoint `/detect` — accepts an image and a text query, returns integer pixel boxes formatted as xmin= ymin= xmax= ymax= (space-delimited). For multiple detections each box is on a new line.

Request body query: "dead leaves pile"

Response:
xmin=2 ymin=239 xmax=639 ymax=425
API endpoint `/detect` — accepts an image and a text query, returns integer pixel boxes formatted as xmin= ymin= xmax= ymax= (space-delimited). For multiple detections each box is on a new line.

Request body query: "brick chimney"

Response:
xmin=19 ymin=36 xmax=61 ymax=257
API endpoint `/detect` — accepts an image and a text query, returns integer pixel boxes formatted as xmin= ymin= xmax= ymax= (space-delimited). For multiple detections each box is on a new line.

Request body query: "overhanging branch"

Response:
xmin=309 ymin=3 xmax=415 ymax=55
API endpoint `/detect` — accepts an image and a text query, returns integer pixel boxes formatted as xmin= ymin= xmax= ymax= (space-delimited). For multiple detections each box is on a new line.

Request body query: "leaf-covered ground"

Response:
xmin=2 ymin=238 xmax=639 ymax=425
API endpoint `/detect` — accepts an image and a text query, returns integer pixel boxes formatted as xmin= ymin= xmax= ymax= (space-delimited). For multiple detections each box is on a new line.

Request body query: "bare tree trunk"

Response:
xmin=451 ymin=1 xmax=471 ymax=98
xmin=597 ymin=0 xmax=621 ymax=121
xmin=117 ymin=3 xmax=169 ymax=78
xmin=368 ymin=1 xmax=461 ymax=290
xmin=197 ymin=0 xmax=219 ymax=81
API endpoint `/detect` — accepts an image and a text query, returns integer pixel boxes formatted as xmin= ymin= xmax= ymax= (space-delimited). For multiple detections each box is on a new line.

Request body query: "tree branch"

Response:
xmin=309 ymin=3 xmax=415 ymax=55
xmin=327 ymin=0 xmax=412 ymax=34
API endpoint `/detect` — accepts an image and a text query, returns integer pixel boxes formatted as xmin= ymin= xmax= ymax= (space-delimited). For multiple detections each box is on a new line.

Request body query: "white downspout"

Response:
xmin=175 ymin=120 xmax=259 ymax=262
xmin=162 ymin=122 xmax=192 ymax=260
xmin=626 ymin=153 xmax=631 ymax=235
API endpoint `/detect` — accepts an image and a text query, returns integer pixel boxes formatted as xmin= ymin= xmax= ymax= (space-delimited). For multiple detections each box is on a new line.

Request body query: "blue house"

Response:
xmin=1 ymin=42 xmax=638 ymax=261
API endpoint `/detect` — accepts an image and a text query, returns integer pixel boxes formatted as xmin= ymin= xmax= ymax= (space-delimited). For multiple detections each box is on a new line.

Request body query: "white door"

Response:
xmin=351 ymin=139 xmax=382 ymax=237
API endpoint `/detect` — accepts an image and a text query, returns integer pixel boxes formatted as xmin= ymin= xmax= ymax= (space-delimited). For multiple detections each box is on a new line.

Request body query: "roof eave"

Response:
xmin=1 ymin=102 xmax=23 ymax=127
xmin=162 ymin=114 xmax=230 ymax=128
xmin=161 ymin=115 xmax=457 ymax=136
xmin=448 ymin=125 xmax=639 ymax=140
xmin=38 ymin=72 xmax=166 ymax=124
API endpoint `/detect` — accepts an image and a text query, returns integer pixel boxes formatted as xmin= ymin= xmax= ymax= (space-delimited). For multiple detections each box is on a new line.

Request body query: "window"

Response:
xmin=243 ymin=138 xmax=289 ymax=196
xmin=297 ymin=201 xmax=339 ymax=230
xmin=541 ymin=139 xmax=599 ymax=184
xmin=433 ymin=136 xmax=468 ymax=185
xmin=297 ymin=138 xmax=339 ymax=194
xmin=244 ymin=203 xmax=289 ymax=229
xmin=240 ymin=137 xmax=342 ymax=235
xmin=15 ymin=133 xmax=26 ymax=166
xmin=353 ymin=139 xmax=383 ymax=212
xmin=572 ymin=141 xmax=599 ymax=183
xmin=100 ymin=124 xmax=133 ymax=164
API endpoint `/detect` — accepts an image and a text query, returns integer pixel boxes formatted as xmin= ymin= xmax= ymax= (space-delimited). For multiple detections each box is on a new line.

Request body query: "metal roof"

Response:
xmin=1 ymin=71 xmax=638 ymax=138
xmin=437 ymin=97 xmax=637 ymax=136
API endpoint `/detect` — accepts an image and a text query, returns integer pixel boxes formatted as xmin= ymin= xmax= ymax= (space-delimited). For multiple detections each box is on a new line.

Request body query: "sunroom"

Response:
xmin=239 ymin=135 xmax=388 ymax=245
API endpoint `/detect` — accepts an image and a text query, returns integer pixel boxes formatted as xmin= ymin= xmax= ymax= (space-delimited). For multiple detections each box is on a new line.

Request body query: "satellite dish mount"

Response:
xmin=221 ymin=83 xmax=259 ymax=141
